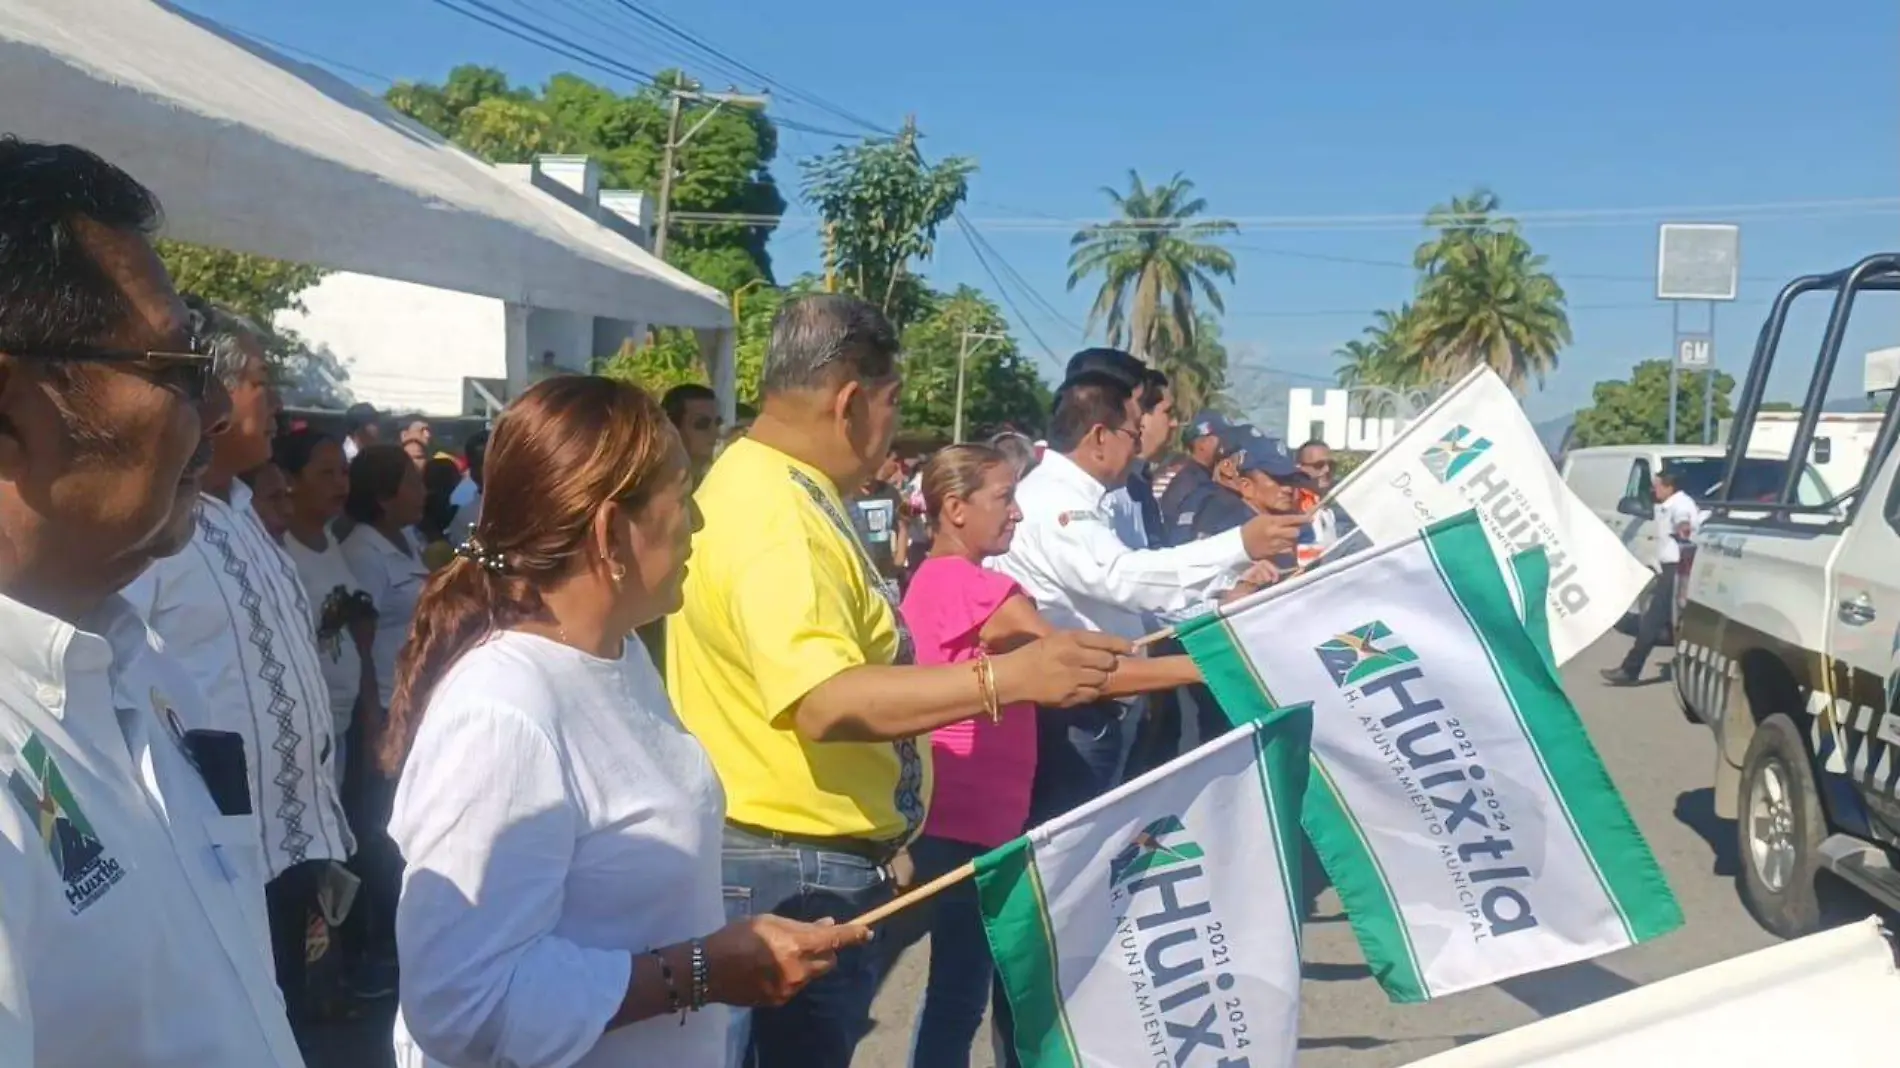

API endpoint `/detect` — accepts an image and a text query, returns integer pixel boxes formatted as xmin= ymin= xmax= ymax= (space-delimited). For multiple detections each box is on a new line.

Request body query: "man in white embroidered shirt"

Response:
xmin=0 ymin=137 xmax=304 ymax=1066
xmin=125 ymin=300 xmax=354 ymax=1030
xmin=991 ymin=370 xmax=1307 ymax=821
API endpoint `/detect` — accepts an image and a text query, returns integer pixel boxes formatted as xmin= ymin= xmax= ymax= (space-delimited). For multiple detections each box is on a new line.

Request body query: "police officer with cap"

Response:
xmin=1158 ymin=409 xmax=1229 ymax=534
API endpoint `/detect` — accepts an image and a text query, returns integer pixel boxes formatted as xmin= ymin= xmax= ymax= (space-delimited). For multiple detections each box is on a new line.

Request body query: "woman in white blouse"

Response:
xmin=381 ymin=376 xmax=866 ymax=1068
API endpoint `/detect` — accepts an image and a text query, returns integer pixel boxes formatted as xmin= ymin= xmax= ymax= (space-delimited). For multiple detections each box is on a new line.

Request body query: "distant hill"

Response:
xmin=1533 ymin=411 xmax=1576 ymax=454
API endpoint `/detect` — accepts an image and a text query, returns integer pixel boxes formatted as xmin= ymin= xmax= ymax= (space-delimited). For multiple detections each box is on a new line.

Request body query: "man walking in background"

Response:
xmin=1604 ymin=466 xmax=1701 ymax=686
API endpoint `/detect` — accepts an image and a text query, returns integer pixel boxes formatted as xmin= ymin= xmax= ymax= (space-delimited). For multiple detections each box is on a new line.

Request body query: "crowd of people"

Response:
xmin=0 ymin=134 xmax=1357 ymax=1068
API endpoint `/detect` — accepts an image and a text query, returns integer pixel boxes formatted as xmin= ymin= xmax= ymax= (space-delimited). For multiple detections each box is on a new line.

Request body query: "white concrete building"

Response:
xmin=279 ymin=156 xmax=688 ymax=418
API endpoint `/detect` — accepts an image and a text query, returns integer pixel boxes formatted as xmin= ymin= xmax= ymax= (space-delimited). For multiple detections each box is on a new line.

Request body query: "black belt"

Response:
xmin=725 ymin=820 xmax=906 ymax=865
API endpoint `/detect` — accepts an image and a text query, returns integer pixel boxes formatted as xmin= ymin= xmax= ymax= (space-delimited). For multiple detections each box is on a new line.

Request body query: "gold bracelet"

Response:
xmin=976 ymin=651 xmax=1001 ymax=724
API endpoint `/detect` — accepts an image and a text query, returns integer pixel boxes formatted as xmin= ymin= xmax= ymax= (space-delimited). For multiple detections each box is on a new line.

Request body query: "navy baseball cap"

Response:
xmin=1182 ymin=409 xmax=1229 ymax=447
xmin=1222 ymin=427 xmax=1304 ymax=480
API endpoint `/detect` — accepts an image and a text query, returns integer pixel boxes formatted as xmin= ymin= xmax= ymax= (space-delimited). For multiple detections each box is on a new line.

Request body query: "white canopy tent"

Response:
xmin=0 ymin=0 xmax=737 ymax=417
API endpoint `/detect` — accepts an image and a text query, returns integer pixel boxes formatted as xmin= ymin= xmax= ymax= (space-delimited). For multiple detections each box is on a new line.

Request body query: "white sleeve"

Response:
xmin=392 ymin=704 xmax=631 ymax=1068
xmin=1035 ymin=513 xmax=1251 ymax=614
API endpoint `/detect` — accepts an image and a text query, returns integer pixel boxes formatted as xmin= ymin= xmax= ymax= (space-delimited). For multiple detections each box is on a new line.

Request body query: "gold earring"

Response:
xmin=610 ymin=561 xmax=627 ymax=583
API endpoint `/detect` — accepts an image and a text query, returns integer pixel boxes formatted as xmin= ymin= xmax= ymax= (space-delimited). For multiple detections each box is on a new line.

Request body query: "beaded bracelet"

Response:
xmin=689 ymin=938 xmax=710 ymax=1011
xmin=646 ymin=950 xmax=683 ymax=1017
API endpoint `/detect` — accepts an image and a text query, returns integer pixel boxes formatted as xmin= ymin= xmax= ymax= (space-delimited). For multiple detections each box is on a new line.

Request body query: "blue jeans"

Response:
xmin=1028 ymin=700 xmax=1127 ymax=825
xmin=907 ymin=835 xmax=993 ymax=1068
xmin=722 ymin=824 xmax=896 ymax=1068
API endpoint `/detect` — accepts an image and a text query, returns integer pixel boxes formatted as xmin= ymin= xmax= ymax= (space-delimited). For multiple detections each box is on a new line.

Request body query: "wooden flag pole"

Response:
xmin=850 ymin=861 xmax=977 ymax=926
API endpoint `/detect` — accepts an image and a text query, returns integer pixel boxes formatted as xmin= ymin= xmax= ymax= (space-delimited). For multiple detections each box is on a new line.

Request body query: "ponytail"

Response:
xmin=379 ymin=550 xmax=545 ymax=773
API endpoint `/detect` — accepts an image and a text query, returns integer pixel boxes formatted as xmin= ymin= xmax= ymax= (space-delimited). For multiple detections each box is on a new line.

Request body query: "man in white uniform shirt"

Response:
xmin=990 ymin=370 xmax=1306 ymax=821
xmin=0 ymin=137 xmax=304 ymax=1066
xmin=124 ymin=301 xmax=354 ymax=1030
xmin=1604 ymin=465 xmax=1702 ymax=686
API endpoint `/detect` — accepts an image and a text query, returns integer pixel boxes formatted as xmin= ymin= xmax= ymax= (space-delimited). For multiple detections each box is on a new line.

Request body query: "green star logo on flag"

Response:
xmin=1316 ymin=621 xmax=1419 ymax=688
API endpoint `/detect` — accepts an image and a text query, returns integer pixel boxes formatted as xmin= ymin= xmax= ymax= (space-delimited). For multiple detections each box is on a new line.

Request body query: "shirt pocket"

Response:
xmin=201 ymin=814 xmax=272 ymax=950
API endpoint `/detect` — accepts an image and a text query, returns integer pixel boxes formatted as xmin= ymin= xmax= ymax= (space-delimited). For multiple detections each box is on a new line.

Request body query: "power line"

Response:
xmin=648 ymin=197 xmax=1900 ymax=233
xmin=1223 ymin=242 xmax=1791 ymax=286
xmin=952 ymin=215 xmax=1065 ymax=372
xmin=954 ymin=212 xmax=1086 ymax=335
xmin=197 ymin=14 xmax=397 ymax=85
xmin=599 ymin=0 xmax=897 ymax=137
xmin=420 ymin=0 xmax=660 ymax=86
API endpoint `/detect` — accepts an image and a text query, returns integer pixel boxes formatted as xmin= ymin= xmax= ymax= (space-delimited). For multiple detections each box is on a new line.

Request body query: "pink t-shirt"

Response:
xmin=900 ymin=555 xmax=1036 ymax=849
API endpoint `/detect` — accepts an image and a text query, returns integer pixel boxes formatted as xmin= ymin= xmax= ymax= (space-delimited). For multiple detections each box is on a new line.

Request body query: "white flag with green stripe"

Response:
xmin=1177 ymin=511 xmax=1681 ymax=1003
xmin=977 ymin=706 xmax=1311 ymax=1068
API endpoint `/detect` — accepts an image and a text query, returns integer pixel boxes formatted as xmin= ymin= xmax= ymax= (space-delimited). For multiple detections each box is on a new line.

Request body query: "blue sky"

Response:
xmin=179 ymin=0 xmax=1899 ymax=420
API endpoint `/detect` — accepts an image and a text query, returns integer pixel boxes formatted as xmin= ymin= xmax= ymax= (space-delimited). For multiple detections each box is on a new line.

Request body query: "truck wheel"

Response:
xmin=1735 ymin=714 xmax=1829 ymax=938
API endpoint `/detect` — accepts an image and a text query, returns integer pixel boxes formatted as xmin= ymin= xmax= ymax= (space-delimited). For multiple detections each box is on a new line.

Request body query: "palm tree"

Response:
xmin=1410 ymin=189 xmax=1570 ymax=392
xmin=1335 ymin=305 xmax=1423 ymax=389
xmin=1066 ymin=171 xmax=1238 ymax=369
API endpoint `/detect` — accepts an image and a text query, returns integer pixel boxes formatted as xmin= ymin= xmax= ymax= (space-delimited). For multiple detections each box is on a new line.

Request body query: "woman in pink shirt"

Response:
xmin=899 ymin=444 xmax=1201 ymax=1068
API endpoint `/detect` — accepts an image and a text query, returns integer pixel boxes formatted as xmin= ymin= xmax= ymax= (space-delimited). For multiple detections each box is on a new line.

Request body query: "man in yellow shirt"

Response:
xmin=668 ymin=295 xmax=1123 ymax=1068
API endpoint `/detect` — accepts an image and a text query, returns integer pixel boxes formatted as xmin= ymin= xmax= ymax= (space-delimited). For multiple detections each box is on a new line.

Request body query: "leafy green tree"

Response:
xmin=1066 ymin=171 xmax=1237 ymax=364
xmin=386 ymin=66 xmax=785 ymax=290
xmin=799 ymin=120 xmax=974 ymax=327
xmin=1570 ymin=360 xmax=1735 ymax=447
xmin=156 ymin=240 xmax=326 ymax=324
xmin=896 ymin=286 xmax=1049 ymax=440
xmin=1408 ymin=189 xmax=1570 ymax=393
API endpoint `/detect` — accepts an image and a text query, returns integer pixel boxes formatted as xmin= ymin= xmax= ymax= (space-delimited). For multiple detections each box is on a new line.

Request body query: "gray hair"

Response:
xmin=181 ymin=294 xmax=264 ymax=389
xmin=988 ymin=430 xmax=1038 ymax=478
xmin=760 ymin=294 xmax=900 ymax=397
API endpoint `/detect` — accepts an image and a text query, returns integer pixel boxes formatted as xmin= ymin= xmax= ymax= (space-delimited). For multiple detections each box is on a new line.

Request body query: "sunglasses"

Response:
xmin=21 ymin=343 xmax=215 ymax=401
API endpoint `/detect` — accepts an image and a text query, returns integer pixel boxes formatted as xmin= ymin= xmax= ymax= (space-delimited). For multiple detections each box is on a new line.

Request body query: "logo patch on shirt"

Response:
xmin=1057 ymin=509 xmax=1097 ymax=528
xmin=6 ymin=733 xmax=126 ymax=914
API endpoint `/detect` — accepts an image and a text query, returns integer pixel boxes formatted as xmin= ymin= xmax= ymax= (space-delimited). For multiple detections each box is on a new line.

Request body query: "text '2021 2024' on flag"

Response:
xmin=1177 ymin=510 xmax=1682 ymax=1004
xmin=1324 ymin=366 xmax=1649 ymax=666
xmin=975 ymin=704 xmax=1313 ymax=1068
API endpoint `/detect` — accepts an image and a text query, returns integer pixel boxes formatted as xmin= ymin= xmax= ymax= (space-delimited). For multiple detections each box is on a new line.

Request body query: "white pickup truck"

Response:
xmin=1674 ymin=253 xmax=1900 ymax=939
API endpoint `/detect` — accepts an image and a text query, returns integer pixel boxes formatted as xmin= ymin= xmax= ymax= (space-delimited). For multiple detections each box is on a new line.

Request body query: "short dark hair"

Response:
xmin=345 ymin=402 xmax=379 ymax=433
xmin=272 ymin=427 xmax=337 ymax=477
xmin=1138 ymin=368 xmax=1169 ymax=413
xmin=345 ymin=444 xmax=410 ymax=525
xmin=762 ymin=295 xmax=901 ymax=396
xmin=1655 ymin=466 xmax=1681 ymax=489
xmin=0 ymin=137 xmax=162 ymax=353
xmin=1064 ymin=347 xmax=1145 ymax=390
xmin=1048 ymin=370 xmax=1135 ymax=453
xmin=661 ymin=382 xmax=717 ymax=425
xmin=1298 ymin=439 xmax=1330 ymax=454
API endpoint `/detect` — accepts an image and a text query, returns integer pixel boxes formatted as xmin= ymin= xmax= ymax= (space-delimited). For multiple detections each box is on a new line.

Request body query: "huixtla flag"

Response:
xmin=1324 ymin=367 xmax=1648 ymax=665
xmin=977 ymin=706 xmax=1312 ymax=1068
xmin=1176 ymin=512 xmax=1681 ymax=1003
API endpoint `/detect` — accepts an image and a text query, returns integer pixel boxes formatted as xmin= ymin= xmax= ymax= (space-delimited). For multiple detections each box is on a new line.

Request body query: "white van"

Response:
xmin=1561 ymin=444 xmax=1835 ymax=570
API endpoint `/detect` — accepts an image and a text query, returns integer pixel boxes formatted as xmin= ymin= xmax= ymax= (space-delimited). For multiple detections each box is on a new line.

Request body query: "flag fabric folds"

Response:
xmin=1177 ymin=511 xmax=1681 ymax=1003
xmin=976 ymin=706 xmax=1313 ymax=1068
xmin=1325 ymin=367 xmax=1649 ymax=665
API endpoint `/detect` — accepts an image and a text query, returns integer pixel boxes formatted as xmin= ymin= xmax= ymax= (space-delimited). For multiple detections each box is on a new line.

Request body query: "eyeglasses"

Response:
xmin=18 ymin=343 xmax=215 ymax=401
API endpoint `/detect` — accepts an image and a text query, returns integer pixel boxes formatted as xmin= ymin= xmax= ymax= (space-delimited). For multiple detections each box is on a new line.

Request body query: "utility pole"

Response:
xmin=653 ymin=86 xmax=768 ymax=261
xmin=954 ymin=328 xmax=1009 ymax=443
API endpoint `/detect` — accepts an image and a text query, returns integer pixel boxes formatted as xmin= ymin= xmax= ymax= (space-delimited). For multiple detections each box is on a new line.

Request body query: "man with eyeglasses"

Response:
xmin=0 ymin=138 xmax=305 ymax=1065
xmin=661 ymin=382 xmax=723 ymax=486
xmin=124 ymin=298 xmax=356 ymax=1029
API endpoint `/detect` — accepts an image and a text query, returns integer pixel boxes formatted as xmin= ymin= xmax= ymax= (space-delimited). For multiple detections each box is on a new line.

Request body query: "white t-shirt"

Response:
xmin=389 ymin=631 xmax=729 ymax=1068
xmin=1654 ymin=490 xmax=1702 ymax=566
xmin=340 ymin=524 xmax=429 ymax=709
xmin=283 ymin=529 xmax=369 ymax=736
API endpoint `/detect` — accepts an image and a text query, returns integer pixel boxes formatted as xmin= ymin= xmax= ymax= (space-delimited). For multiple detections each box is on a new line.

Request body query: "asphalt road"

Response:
xmin=305 ymin=636 xmax=1808 ymax=1067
